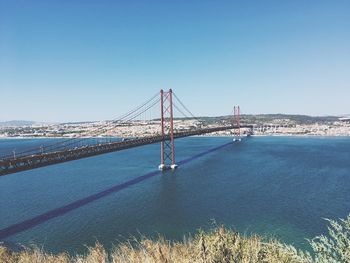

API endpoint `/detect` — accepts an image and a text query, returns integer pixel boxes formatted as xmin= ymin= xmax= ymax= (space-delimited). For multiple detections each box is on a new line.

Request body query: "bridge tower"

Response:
xmin=159 ymin=89 xmax=177 ymax=170
xmin=233 ymin=106 xmax=241 ymax=142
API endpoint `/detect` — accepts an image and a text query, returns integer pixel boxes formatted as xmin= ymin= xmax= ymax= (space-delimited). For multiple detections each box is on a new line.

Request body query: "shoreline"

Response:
xmin=1 ymin=134 xmax=350 ymax=140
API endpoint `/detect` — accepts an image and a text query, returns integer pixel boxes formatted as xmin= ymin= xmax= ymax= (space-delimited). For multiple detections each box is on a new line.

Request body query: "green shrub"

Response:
xmin=309 ymin=214 xmax=350 ymax=263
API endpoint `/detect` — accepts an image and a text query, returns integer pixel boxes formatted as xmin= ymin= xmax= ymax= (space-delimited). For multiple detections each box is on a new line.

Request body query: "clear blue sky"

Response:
xmin=0 ymin=0 xmax=349 ymax=122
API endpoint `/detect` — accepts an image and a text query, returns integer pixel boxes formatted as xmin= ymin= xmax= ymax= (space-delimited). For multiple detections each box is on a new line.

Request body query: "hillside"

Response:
xmin=1 ymin=214 xmax=349 ymax=263
xmin=198 ymin=114 xmax=340 ymax=125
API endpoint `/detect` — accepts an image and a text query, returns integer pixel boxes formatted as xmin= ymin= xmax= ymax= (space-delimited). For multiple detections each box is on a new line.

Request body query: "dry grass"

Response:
xmin=0 ymin=227 xmax=312 ymax=263
xmin=2 ymin=214 xmax=349 ymax=263
xmin=2 ymin=211 xmax=349 ymax=263
xmin=111 ymin=227 xmax=312 ymax=263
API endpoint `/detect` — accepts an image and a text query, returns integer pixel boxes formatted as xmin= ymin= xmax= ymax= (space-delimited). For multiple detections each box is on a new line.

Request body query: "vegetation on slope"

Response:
xmin=1 ymin=214 xmax=349 ymax=263
xmin=199 ymin=114 xmax=339 ymax=126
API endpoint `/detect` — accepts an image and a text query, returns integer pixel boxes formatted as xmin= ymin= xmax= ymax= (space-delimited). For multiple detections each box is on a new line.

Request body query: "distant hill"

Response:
xmin=197 ymin=114 xmax=340 ymax=125
xmin=59 ymin=121 xmax=96 ymax=125
xmin=241 ymin=114 xmax=339 ymax=125
xmin=0 ymin=120 xmax=36 ymax=127
xmin=0 ymin=114 xmax=342 ymax=127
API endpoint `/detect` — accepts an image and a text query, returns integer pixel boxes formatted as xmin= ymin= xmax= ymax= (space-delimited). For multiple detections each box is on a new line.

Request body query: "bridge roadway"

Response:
xmin=0 ymin=125 xmax=252 ymax=176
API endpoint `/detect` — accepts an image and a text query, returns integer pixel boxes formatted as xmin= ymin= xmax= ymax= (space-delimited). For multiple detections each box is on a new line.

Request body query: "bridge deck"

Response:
xmin=0 ymin=125 xmax=252 ymax=176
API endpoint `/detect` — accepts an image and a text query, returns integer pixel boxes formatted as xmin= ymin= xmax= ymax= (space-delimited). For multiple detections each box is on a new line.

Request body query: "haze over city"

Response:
xmin=1 ymin=0 xmax=349 ymax=122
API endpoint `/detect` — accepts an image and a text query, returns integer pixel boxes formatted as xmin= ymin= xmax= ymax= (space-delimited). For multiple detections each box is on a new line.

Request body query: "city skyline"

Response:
xmin=1 ymin=1 xmax=349 ymax=122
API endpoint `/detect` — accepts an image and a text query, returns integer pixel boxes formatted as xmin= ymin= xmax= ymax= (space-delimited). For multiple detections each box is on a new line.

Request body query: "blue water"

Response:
xmin=0 ymin=136 xmax=349 ymax=254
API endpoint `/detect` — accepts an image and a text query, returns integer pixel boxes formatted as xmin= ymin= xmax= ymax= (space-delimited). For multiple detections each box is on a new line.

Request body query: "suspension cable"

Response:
xmin=172 ymin=92 xmax=201 ymax=122
xmin=0 ymin=92 xmax=160 ymax=159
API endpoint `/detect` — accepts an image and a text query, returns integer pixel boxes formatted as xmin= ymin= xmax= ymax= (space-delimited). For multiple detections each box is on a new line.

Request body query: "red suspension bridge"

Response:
xmin=0 ymin=90 xmax=253 ymax=176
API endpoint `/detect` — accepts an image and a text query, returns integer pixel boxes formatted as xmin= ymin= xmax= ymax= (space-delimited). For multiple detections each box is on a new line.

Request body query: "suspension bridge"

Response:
xmin=0 ymin=89 xmax=253 ymax=176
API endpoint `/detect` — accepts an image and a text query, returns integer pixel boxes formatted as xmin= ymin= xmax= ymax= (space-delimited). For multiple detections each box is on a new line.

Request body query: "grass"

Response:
xmin=1 ymin=214 xmax=349 ymax=263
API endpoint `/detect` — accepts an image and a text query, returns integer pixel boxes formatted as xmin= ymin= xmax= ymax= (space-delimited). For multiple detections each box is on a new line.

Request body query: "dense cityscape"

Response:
xmin=1 ymin=115 xmax=349 ymax=138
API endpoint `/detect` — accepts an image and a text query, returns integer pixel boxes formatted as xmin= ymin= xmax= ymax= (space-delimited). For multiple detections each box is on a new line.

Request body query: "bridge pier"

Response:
xmin=233 ymin=106 xmax=241 ymax=142
xmin=159 ymin=89 xmax=177 ymax=170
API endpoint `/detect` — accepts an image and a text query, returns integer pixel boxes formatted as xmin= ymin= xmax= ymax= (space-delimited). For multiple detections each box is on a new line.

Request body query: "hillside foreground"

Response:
xmin=1 ymin=214 xmax=349 ymax=263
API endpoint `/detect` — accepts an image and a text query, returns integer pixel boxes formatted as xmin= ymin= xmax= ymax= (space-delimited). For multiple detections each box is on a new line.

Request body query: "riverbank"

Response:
xmin=1 ymin=133 xmax=350 ymax=140
xmin=1 ymin=117 xmax=349 ymax=138
xmin=1 ymin=213 xmax=349 ymax=263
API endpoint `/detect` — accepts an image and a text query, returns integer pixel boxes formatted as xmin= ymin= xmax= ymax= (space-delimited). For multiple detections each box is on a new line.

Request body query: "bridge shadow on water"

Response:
xmin=0 ymin=142 xmax=232 ymax=240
